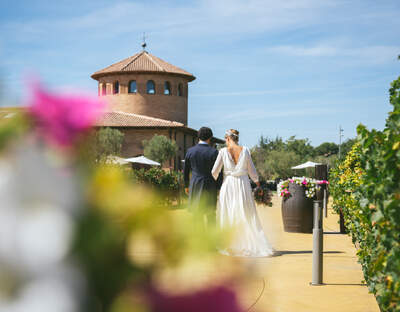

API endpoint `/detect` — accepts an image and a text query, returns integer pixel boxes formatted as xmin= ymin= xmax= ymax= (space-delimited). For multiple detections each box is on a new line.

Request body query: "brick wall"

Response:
xmin=97 ymin=73 xmax=190 ymax=124
xmin=117 ymin=127 xmax=197 ymax=170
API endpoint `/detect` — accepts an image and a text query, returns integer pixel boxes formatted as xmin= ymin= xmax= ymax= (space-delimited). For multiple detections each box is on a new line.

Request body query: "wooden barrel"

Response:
xmin=281 ymin=183 xmax=313 ymax=233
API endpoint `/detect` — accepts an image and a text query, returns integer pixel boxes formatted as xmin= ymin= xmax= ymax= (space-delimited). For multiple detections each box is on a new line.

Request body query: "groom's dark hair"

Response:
xmin=198 ymin=127 xmax=213 ymax=141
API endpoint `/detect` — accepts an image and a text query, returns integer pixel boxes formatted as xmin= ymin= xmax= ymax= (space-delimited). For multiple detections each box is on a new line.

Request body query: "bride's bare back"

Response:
xmin=227 ymin=146 xmax=243 ymax=165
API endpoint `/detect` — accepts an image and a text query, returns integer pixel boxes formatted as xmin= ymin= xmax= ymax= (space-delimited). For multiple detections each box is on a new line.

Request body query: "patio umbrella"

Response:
xmin=105 ymin=155 xmax=129 ymax=165
xmin=291 ymin=161 xmax=321 ymax=169
xmin=124 ymin=156 xmax=160 ymax=166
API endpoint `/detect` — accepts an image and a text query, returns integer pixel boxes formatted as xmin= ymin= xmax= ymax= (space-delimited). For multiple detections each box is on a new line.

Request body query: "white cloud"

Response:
xmin=265 ymin=43 xmax=400 ymax=64
xmin=215 ymin=106 xmax=347 ymax=124
xmin=192 ymin=87 xmax=327 ymax=97
xmin=0 ymin=0 xmax=339 ymax=44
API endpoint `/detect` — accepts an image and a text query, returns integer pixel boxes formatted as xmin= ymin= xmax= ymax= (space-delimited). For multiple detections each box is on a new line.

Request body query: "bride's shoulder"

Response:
xmin=218 ymin=147 xmax=227 ymax=153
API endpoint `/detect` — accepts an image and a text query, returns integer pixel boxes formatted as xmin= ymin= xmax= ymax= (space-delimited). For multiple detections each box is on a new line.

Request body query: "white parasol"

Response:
xmin=105 ymin=155 xmax=129 ymax=165
xmin=291 ymin=161 xmax=321 ymax=169
xmin=124 ymin=156 xmax=161 ymax=166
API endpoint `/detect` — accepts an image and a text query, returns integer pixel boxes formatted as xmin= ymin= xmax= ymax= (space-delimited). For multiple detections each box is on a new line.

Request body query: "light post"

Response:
xmin=338 ymin=126 xmax=344 ymax=159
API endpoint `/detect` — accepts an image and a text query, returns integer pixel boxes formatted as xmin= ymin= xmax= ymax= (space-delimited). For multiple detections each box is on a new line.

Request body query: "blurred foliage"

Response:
xmin=0 ymin=111 xmax=30 ymax=150
xmin=0 ymin=83 xmax=244 ymax=312
xmin=143 ymin=135 xmax=177 ymax=165
xmin=330 ymin=76 xmax=400 ymax=311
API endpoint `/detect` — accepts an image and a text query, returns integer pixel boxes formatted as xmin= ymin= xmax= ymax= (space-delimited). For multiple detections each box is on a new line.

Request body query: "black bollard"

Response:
xmin=315 ymin=164 xmax=328 ymax=218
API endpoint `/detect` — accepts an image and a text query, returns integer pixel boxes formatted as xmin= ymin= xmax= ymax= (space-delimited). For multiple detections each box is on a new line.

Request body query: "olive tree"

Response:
xmin=143 ymin=135 xmax=177 ymax=165
xmin=92 ymin=127 xmax=124 ymax=162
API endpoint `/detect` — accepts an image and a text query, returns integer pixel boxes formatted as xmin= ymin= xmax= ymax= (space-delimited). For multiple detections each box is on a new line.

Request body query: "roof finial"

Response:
xmin=142 ymin=32 xmax=147 ymax=51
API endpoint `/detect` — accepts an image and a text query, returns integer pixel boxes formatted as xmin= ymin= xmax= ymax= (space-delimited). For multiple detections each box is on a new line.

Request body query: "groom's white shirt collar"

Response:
xmin=198 ymin=140 xmax=209 ymax=145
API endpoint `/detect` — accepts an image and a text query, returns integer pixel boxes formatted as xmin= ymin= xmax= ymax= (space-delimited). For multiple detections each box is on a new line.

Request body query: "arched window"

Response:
xmin=113 ymin=81 xmax=119 ymax=94
xmin=178 ymin=83 xmax=183 ymax=97
xmin=146 ymin=80 xmax=155 ymax=94
xmin=128 ymin=80 xmax=137 ymax=93
xmin=102 ymin=83 xmax=107 ymax=96
xmin=164 ymin=81 xmax=171 ymax=95
xmin=146 ymin=80 xmax=156 ymax=94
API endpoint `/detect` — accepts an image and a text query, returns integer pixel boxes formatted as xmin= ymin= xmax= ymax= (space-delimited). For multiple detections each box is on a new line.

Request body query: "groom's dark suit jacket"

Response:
xmin=184 ymin=143 xmax=222 ymax=211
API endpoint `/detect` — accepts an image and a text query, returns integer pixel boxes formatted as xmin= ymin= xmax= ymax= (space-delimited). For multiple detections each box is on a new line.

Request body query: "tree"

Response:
xmin=262 ymin=150 xmax=302 ymax=180
xmin=314 ymin=142 xmax=339 ymax=156
xmin=92 ymin=127 xmax=124 ymax=162
xmin=143 ymin=135 xmax=177 ymax=165
xmin=258 ymin=136 xmax=285 ymax=152
xmin=340 ymin=138 xmax=356 ymax=158
xmin=285 ymin=136 xmax=314 ymax=159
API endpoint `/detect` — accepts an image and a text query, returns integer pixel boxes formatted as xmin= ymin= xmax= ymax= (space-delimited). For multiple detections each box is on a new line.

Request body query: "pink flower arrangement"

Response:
xmin=28 ymin=80 xmax=105 ymax=147
xmin=317 ymin=180 xmax=330 ymax=185
xmin=280 ymin=188 xmax=291 ymax=198
xmin=301 ymin=179 xmax=307 ymax=185
xmin=146 ymin=285 xmax=244 ymax=312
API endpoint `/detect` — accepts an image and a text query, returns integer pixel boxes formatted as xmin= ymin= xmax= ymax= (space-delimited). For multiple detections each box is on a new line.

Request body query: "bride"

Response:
xmin=211 ymin=129 xmax=275 ymax=257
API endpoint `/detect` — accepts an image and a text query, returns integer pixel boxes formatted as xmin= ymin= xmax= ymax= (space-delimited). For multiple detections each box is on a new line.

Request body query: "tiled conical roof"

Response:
xmin=91 ymin=51 xmax=195 ymax=81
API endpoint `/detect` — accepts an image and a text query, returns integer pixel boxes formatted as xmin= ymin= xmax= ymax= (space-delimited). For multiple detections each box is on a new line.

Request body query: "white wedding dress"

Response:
xmin=211 ymin=147 xmax=275 ymax=257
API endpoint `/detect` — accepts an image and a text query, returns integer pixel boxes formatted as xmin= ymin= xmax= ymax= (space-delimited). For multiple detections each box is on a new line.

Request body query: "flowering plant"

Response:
xmin=28 ymin=80 xmax=104 ymax=147
xmin=277 ymin=177 xmax=329 ymax=199
xmin=0 ymin=80 xmax=245 ymax=312
xmin=253 ymin=185 xmax=273 ymax=206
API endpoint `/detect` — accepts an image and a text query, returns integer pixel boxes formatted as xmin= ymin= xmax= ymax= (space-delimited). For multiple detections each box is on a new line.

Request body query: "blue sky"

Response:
xmin=0 ymin=0 xmax=399 ymax=147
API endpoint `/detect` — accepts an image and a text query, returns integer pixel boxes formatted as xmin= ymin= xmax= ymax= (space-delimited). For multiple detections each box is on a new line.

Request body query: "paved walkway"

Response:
xmin=237 ymin=194 xmax=380 ymax=312
xmin=133 ymin=194 xmax=380 ymax=311
xmin=238 ymin=196 xmax=379 ymax=312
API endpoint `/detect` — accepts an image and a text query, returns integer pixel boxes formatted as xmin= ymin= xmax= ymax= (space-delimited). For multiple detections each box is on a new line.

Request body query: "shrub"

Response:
xmin=330 ymin=76 xmax=400 ymax=311
xmin=131 ymin=167 xmax=183 ymax=206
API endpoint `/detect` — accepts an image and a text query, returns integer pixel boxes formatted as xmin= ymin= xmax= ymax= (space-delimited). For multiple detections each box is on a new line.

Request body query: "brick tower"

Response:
xmin=91 ymin=50 xmax=195 ymax=125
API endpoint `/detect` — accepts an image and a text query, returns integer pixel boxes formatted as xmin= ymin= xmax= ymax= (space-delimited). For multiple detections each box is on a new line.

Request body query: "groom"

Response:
xmin=184 ymin=127 xmax=222 ymax=224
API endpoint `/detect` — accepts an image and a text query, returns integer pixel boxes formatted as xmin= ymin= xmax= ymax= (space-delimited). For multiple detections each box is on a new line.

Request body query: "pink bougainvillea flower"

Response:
xmin=146 ymin=285 xmax=244 ymax=312
xmin=302 ymin=180 xmax=307 ymax=185
xmin=28 ymin=80 xmax=105 ymax=147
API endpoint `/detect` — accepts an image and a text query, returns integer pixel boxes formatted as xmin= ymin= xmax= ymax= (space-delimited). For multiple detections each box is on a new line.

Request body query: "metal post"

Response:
xmin=315 ymin=164 xmax=328 ymax=219
xmin=311 ymin=200 xmax=324 ymax=285
xmin=339 ymin=126 xmax=344 ymax=160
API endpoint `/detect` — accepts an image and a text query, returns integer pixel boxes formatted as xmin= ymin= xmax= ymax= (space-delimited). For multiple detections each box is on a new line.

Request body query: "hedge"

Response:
xmin=330 ymin=76 xmax=400 ymax=311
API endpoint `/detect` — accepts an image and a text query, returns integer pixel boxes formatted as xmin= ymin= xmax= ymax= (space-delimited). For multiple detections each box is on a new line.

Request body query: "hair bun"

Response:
xmin=230 ymin=129 xmax=239 ymax=136
xmin=225 ymin=129 xmax=240 ymax=143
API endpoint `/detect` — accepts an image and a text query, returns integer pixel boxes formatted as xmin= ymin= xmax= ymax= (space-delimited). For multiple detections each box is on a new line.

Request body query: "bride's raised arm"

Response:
xmin=212 ymin=149 xmax=223 ymax=180
xmin=246 ymin=148 xmax=259 ymax=183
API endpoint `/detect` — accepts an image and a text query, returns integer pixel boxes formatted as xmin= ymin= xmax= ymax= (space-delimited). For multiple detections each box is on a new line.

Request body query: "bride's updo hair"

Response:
xmin=225 ymin=129 xmax=239 ymax=143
